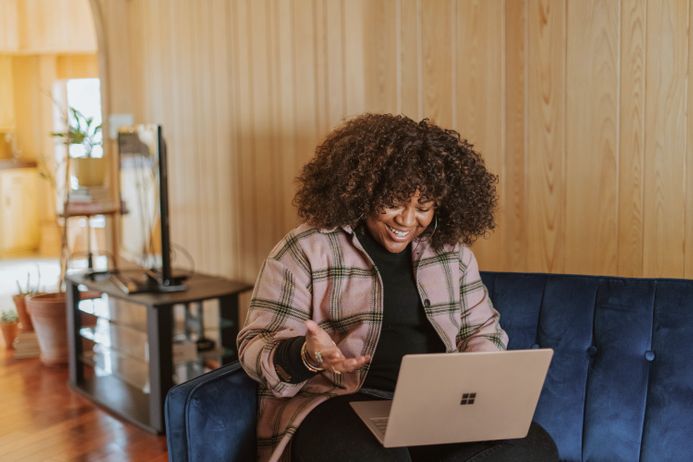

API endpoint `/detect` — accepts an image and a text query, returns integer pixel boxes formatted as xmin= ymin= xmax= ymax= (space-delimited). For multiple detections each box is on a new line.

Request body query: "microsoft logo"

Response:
xmin=460 ymin=392 xmax=477 ymax=405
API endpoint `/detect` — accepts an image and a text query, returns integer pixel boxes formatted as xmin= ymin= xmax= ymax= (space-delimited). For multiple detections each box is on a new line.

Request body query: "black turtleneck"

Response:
xmin=357 ymin=226 xmax=445 ymax=392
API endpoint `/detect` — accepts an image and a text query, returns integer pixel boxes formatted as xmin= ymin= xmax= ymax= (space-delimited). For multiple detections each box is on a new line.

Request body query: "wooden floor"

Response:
xmin=0 ymin=349 xmax=168 ymax=462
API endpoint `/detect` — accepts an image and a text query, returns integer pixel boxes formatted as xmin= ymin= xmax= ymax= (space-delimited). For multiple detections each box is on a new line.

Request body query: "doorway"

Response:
xmin=0 ymin=0 xmax=100 ymax=328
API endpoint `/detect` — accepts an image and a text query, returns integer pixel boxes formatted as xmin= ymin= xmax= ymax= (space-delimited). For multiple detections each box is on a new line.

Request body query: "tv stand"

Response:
xmin=65 ymin=271 xmax=252 ymax=433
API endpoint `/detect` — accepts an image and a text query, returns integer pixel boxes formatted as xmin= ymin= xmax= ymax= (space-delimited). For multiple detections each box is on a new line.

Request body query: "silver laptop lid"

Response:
xmin=383 ymin=349 xmax=553 ymax=447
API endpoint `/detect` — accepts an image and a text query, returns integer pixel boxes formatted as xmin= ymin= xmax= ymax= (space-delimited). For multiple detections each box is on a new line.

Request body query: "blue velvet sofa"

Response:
xmin=165 ymin=272 xmax=693 ymax=461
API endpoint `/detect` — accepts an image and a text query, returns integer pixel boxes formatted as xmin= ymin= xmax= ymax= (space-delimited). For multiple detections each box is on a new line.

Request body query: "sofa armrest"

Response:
xmin=165 ymin=361 xmax=257 ymax=462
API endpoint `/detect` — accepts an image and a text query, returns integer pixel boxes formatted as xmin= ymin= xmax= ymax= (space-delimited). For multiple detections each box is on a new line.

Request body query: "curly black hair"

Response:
xmin=294 ymin=113 xmax=497 ymax=249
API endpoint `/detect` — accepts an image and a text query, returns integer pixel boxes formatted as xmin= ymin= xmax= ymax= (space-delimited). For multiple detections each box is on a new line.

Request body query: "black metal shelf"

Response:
xmin=66 ymin=270 xmax=252 ymax=433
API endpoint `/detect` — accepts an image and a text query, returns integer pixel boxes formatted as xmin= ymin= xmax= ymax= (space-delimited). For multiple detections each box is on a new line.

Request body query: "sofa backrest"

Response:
xmin=481 ymin=272 xmax=693 ymax=462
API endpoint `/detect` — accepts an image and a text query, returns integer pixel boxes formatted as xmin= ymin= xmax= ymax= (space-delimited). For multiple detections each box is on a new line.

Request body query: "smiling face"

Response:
xmin=364 ymin=190 xmax=436 ymax=253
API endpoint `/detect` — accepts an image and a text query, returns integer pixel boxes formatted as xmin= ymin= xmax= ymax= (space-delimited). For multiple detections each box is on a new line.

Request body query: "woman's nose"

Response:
xmin=395 ymin=206 xmax=416 ymax=226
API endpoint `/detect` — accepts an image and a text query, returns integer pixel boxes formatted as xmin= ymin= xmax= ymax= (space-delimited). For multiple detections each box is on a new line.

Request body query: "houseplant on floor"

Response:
xmin=26 ymin=293 xmax=70 ymax=365
xmin=14 ymin=270 xmax=40 ymax=333
xmin=12 ymin=272 xmax=42 ymax=359
xmin=1 ymin=310 xmax=19 ymax=350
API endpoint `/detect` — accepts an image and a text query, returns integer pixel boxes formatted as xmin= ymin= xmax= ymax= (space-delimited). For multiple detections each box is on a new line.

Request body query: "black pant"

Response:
xmin=292 ymin=394 xmax=559 ymax=462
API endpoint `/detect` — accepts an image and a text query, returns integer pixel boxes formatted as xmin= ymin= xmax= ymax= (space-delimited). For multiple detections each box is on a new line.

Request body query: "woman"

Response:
xmin=238 ymin=114 xmax=558 ymax=461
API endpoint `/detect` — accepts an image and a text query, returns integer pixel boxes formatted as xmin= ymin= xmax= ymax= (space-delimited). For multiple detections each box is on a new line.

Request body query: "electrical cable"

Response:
xmin=171 ymin=242 xmax=195 ymax=277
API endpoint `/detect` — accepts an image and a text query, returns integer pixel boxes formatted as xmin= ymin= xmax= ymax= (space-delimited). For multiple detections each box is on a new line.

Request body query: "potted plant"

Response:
xmin=1 ymin=310 xmax=19 ymax=350
xmin=12 ymin=276 xmax=41 ymax=359
xmin=24 ymin=105 xmax=103 ymax=366
xmin=13 ymin=270 xmax=41 ymax=333
xmin=50 ymin=105 xmax=104 ymax=187
xmin=25 ymin=167 xmax=69 ymax=366
xmin=26 ymin=292 xmax=72 ymax=365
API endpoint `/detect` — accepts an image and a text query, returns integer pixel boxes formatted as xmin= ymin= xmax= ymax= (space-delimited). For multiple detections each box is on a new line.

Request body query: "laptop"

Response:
xmin=350 ymin=348 xmax=553 ymax=448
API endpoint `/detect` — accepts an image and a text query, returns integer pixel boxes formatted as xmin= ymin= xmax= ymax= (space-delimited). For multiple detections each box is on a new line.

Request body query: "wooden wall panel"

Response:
xmin=688 ymin=0 xmax=693 ymax=279
xmin=205 ymin=0 xmax=238 ymax=278
xmin=231 ymin=0 xmax=256 ymax=281
xmin=618 ymin=0 xmax=646 ymax=277
xmin=343 ymin=0 xmax=367 ymax=117
xmin=422 ymin=0 xmax=453 ymax=127
xmin=565 ymin=0 xmax=619 ymax=275
xmin=249 ymin=0 xmax=281 ymax=273
xmin=363 ymin=0 xmax=398 ymax=115
xmin=95 ymin=0 xmax=693 ymax=281
xmin=643 ymin=0 xmax=688 ymax=277
xmin=525 ymin=0 xmax=566 ymax=273
xmin=193 ymin=0 xmax=215 ymax=273
xmin=174 ymin=1 xmax=200 ymax=273
xmin=399 ymin=0 xmax=423 ymax=119
xmin=504 ymin=0 xmax=528 ymax=270
xmin=324 ymin=0 xmax=346 ymax=127
xmin=455 ymin=0 xmax=505 ymax=270
xmin=276 ymin=0 xmax=300 ymax=245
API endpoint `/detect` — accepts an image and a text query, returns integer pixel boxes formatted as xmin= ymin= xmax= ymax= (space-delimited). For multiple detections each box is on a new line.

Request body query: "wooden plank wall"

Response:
xmin=94 ymin=0 xmax=693 ymax=281
xmin=0 ymin=0 xmax=96 ymax=53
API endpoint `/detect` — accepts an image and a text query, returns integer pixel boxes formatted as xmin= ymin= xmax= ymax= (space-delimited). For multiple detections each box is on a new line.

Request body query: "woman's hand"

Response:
xmin=304 ymin=320 xmax=371 ymax=374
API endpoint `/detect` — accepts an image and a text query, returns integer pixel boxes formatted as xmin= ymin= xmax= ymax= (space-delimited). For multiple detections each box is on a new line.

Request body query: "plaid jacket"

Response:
xmin=237 ymin=224 xmax=508 ymax=462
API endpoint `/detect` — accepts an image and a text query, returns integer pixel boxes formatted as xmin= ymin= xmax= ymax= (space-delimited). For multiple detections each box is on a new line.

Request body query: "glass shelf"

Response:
xmin=79 ymin=318 xmax=148 ymax=362
xmin=77 ymin=294 xmax=147 ymax=331
xmin=79 ymin=342 xmax=230 ymax=394
xmin=80 ymin=332 xmax=233 ymax=389
xmin=81 ymin=344 xmax=150 ymax=393
xmin=78 ymin=293 xmax=231 ymax=334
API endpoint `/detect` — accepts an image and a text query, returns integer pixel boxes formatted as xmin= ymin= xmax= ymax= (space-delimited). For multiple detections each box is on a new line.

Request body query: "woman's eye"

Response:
xmin=380 ymin=206 xmax=400 ymax=214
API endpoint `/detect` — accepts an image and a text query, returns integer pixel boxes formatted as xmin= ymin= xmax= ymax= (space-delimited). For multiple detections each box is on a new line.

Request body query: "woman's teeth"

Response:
xmin=386 ymin=224 xmax=409 ymax=237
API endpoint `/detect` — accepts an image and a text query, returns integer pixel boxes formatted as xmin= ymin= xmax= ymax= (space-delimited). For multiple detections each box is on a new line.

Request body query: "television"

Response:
xmin=116 ymin=124 xmax=187 ymax=293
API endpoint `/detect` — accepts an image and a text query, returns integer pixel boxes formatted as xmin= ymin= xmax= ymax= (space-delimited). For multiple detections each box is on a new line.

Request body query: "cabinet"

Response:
xmin=0 ymin=165 xmax=40 ymax=253
xmin=66 ymin=271 xmax=252 ymax=433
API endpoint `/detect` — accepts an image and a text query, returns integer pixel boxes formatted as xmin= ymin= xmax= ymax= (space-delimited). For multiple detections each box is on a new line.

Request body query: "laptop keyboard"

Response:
xmin=369 ymin=416 xmax=389 ymax=435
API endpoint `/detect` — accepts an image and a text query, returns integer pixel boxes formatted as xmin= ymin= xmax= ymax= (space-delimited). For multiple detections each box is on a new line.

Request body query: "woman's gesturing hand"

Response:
xmin=304 ymin=320 xmax=371 ymax=374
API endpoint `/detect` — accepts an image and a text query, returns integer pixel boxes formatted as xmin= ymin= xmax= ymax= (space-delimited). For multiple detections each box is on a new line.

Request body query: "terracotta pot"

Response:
xmin=12 ymin=294 xmax=34 ymax=332
xmin=26 ymin=293 xmax=68 ymax=366
xmin=1 ymin=322 xmax=19 ymax=350
xmin=72 ymin=157 xmax=106 ymax=187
